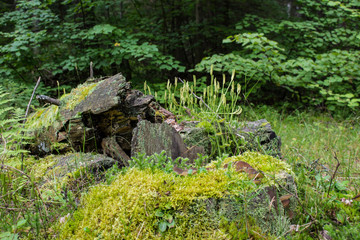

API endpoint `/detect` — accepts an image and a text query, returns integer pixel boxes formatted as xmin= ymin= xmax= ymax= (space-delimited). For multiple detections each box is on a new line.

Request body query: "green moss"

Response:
xmin=208 ymin=151 xmax=294 ymax=185
xmin=26 ymin=105 xmax=60 ymax=130
xmin=30 ymin=155 xmax=59 ymax=181
xmin=181 ymin=127 xmax=212 ymax=156
xmin=60 ymin=82 xmax=98 ymax=110
xmin=58 ymin=153 xmax=294 ymax=239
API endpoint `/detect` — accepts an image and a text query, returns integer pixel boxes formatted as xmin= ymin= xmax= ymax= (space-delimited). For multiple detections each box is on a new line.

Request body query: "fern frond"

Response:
xmin=0 ymin=107 xmax=16 ymax=118
xmin=0 ymin=98 xmax=12 ymax=106
xmin=0 ymin=85 xmax=31 ymax=157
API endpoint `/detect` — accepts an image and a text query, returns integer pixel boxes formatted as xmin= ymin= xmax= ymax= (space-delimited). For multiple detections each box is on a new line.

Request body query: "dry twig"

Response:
xmin=327 ymin=152 xmax=341 ymax=198
xmin=24 ymin=77 xmax=41 ymax=122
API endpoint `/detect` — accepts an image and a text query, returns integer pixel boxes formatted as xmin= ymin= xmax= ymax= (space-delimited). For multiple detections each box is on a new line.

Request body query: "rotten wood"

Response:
xmin=36 ymin=95 xmax=61 ymax=106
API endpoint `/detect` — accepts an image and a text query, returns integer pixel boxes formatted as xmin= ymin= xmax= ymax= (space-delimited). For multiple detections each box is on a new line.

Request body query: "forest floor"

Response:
xmin=1 ymin=106 xmax=359 ymax=239
xmin=243 ymin=106 xmax=360 ymax=239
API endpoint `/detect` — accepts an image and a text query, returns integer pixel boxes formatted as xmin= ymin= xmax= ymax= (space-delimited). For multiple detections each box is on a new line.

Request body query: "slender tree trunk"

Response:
xmin=195 ymin=0 xmax=200 ymax=24
xmin=80 ymin=0 xmax=86 ymax=28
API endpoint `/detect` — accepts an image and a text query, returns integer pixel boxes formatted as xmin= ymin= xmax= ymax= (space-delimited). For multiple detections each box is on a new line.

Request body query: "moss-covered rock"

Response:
xmin=180 ymin=119 xmax=282 ymax=158
xmin=27 ymin=153 xmax=117 ymax=203
xmin=57 ymin=152 xmax=296 ymax=239
xmin=25 ymin=74 xmax=159 ymax=157
xmin=180 ymin=126 xmax=212 ymax=156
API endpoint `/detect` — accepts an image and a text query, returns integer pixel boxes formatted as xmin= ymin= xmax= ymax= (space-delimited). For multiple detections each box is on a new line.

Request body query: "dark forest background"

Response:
xmin=0 ymin=0 xmax=359 ymax=112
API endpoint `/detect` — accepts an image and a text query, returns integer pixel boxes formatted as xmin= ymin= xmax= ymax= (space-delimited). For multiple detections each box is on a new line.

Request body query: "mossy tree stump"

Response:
xmin=58 ymin=152 xmax=297 ymax=239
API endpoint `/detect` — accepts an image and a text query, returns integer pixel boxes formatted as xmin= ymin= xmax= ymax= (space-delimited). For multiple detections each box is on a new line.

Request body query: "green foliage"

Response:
xmin=128 ymin=151 xmax=184 ymax=173
xmin=147 ymin=72 xmax=245 ymax=157
xmin=129 ymin=151 xmax=211 ymax=175
xmin=1 ymin=0 xmax=359 ymax=112
xmin=0 ymin=86 xmax=30 ymax=157
xmin=195 ymin=1 xmax=360 ymax=110
xmin=196 ymin=33 xmax=286 ymax=98
xmin=324 ymin=220 xmax=360 ymax=240
xmin=0 ymin=163 xmax=50 ymax=238
xmin=0 ymin=0 xmax=185 ymax=92
xmin=245 ymin=106 xmax=360 ymax=239
xmin=0 ymin=152 xmax=109 ymax=239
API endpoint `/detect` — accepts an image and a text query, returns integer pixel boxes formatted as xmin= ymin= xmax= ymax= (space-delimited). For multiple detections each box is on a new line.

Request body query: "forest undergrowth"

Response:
xmin=1 ymin=77 xmax=360 ymax=239
xmin=244 ymin=106 xmax=360 ymax=239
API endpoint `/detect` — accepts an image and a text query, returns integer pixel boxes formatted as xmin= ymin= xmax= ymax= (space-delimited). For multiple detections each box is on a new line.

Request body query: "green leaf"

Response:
xmin=222 ymin=38 xmax=232 ymax=43
xmin=335 ymin=181 xmax=348 ymax=191
xmin=88 ymin=24 xmax=117 ymax=35
xmin=328 ymin=1 xmax=340 ymax=7
xmin=336 ymin=213 xmax=345 ymax=223
xmin=344 ymin=93 xmax=354 ymax=98
xmin=165 ymin=202 xmax=172 ymax=209
xmin=16 ymin=219 xmax=27 ymax=228
xmin=0 ymin=232 xmax=18 ymax=240
xmin=167 ymin=220 xmax=176 ymax=228
xmin=159 ymin=221 xmax=168 ymax=232
xmin=164 ymin=214 xmax=173 ymax=223
xmin=155 ymin=209 xmax=164 ymax=217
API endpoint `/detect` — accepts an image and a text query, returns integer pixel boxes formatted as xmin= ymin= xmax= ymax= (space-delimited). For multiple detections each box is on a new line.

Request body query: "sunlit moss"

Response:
xmin=58 ymin=153 xmax=294 ymax=239
xmin=58 ymin=168 xmax=231 ymax=239
xmin=30 ymin=154 xmax=59 ymax=181
xmin=26 ymin=105 xmax=59 ymax=129
xmin=207 ymin=151 xmax=294 ymax=185
xmin=61 ymin=82 xmax=98 ymax=110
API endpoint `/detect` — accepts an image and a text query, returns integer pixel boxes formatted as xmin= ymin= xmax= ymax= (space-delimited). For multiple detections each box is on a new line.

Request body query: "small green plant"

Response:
xmin=129 ymin=151 xmax=194 ymax=173
xmin=0 ymin=86 xmax=30 ymax=158
xmin=145 ymin=71 xmax=245 ymax=157
xmin=155 ymin=203 xmax=176 ymax=233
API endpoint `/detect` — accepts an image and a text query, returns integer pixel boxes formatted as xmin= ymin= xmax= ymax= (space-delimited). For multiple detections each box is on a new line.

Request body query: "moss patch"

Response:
xmin=61 ymin=82 xmax=98 ymax=110
xmin=26 ymin=105 xmax=60 ymax=130
xmin=208 ymin=151 xmax=294 ymax=185
xmin=58 ymin=153 xmax=294 ymax=239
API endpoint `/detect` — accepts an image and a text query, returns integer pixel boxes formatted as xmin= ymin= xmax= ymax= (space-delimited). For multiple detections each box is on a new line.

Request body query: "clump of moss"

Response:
xmin=58 ymin=152 xmax=294 ymax=239
xmin=61 ymin=82 xmax=98 ymax=110
xmin=58 ymin=168 xmax=231 ymax=239
xmin=208 ymin=151 xmax=294 ymax=185
xmin=26 ymin=105 xmax=60 ymax=130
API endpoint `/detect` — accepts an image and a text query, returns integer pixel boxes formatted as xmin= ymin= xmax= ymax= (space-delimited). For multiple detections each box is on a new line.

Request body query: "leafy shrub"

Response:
xmin=195 ymin=0 xmax=360 ymax=110
xmin=196 ymin=33 xmax=360 ymax=110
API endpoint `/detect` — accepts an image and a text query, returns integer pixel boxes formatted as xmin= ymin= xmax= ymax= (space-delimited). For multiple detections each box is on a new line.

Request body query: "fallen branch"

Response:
xmin=21 ymin=77 xmax=41 ymax=170
xmin=24 ymin=77 xmax=41 ymax=122
xmin=36 ymin=94 xmax=61 ymax=106
xmin=90 ymin=61 xmax=94 ymax=78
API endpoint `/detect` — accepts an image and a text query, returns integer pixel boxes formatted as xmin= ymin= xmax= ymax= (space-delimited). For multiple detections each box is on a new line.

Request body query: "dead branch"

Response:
xmin=24 ymin=76 xmax=41 ymax=122
xmin=36 ymin=95 xmax=61 ymax=106
xmin=90 ymin=61 xmax=94 ymax=78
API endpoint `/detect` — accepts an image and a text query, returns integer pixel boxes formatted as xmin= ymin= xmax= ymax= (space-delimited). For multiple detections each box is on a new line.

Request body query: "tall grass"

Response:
xmin=144 ymin=69 xmax=242 ymax=123
xmin=243 ymin=106 xmax=360 ymax=239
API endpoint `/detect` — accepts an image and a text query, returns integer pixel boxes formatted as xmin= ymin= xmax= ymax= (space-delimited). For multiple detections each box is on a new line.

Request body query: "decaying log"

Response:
xmin=101 ymin=137 xmax=130 ymax=166
xmin=28 ymin=73 xmax=282 ymax=162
